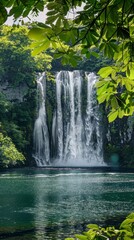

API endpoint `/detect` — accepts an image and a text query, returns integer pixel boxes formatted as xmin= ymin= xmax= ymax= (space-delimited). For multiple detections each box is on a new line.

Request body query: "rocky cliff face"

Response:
xmin=102 ymin=111 xmax=134 ymax=167
xmin=34 ymin=72 xmax=134 ymax=168
xmin=0 ymin=78 xmax=37 ymax=167
xmin=0 ymin=80 xmax=29 ymax=102
xmin=1 ymin=74 xmax=134 ymax=168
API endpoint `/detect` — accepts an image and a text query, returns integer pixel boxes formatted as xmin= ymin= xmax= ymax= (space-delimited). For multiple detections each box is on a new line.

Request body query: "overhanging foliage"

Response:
xmin=0 ymin=0 xmax=134 ymax=121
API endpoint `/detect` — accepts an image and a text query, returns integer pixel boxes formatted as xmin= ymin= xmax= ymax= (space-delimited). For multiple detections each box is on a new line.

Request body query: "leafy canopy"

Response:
xmin=1 ymin=0 xmax=134 ymax=121
xmin=0 ymin=0 xmax=46 ymax=25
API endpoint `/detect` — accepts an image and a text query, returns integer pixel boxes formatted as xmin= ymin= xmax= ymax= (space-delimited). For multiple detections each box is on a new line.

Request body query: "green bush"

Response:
xmin=0 ymin=132 xmax=25 ymax=168
xmin=65 ymin=212 xmax=134 ymax=240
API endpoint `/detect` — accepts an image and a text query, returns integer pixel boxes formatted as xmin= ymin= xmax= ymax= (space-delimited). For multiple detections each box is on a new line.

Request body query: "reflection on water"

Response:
xmin=0 ymin=168 xmax=134 ymax=239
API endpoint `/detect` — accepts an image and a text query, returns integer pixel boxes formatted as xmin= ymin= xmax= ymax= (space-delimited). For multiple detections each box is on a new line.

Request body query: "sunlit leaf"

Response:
xmin=97 ymin=82 xmax=109 ymax=95
xmin=96 ymin=80 xmax=109 ymax=88
xmin=28 ymin=28 xmax=46 ymax=41
xmin=98 ymin=66 xmax=113 ymax=78
xmin=65 ymin=238 xmax=74 ymax=240
xmin=75 ymin=234 xmax=87 ymax=240
xmin=87 ymin=224 xmax=99 ymax=230
xmin=118 ymin=109 xmax=124 ymax=118
xmin=31 ymin=40 xmax=50 ymax=56
xmin=127 ymin=212 xmax=134 ymax=219
xmin=108 ymin=110 xmax=118 ymax=122
xmin=97 ymin=93 xmax=108 ymax=104
xmin=111 ymin=97 xmax=119 ymax=109
xmin=127 ymin=62 xmax=134 ymax=80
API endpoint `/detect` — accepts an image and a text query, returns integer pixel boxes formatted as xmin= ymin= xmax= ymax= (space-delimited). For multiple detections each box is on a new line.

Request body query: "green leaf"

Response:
xmin=118 ymin=109 xmax=124 ymax=118
xmin=86 ymin=52 xmax=90 ymax=58
xmin=31 ymin=41 xmax=50 ymax=56
xmin=96 ymin=80 xmax=109 ymax=88
xmin=75 ymin=234 xmax=87 ymax=240
xmin=65 ymin=238 xmax=75 ymax=240
xmin=120 ymin=218 xmax=134 ymax=230
xmin=104 ymin=43 xmax=114 ymax=58
xmin=47 ymin=2 xmax=57 ymax=10
xmin=98 ymin=66 xmax=113 ymax=78
xmin=127 ymin=63 xmax=134 ymax=80
xmin=111 ymin=97 xmax=119 ymax=109
xmin=0 ymin=4 xmax=7 ymax=25
xmin=91 ymin=51 xmax=99 ymax=58
xmin=28 ymin=28 xmax=46 ymax=41
xmin=108 ymin=6 xmax=118 ymax=24
xmin=5 ymin=0 xmax=15 ymax=8
xmin=117 ymin=27 xmax=130 ymax=39
xmin=56 ymin=17 xmax=62 ymax=27
xmin=23 ymin=8 xmax=31 ymax=18
xmin=87 ymin=224 xmax=99 ymax=230
xmin=97 ymin=83 xmax=109 ymax=95
xmin=124 ymin=79 xmax=132 ymax=91
xmin=126 ymin=212 xmax=134 ymax=219
xmin=36 ymin=2 xmax=44 ymax=11
xmin=97 ymin=93 xmax=108 ymax=104
xmin=106 ymin=24 xmax=117 ymax=39
xmin=61 ymin=55 xmax=69 ymax=65
xmin=99 ymin=42 xmax=105 ymax=51
xmin=14 ymin=6 xmax=24 ymax=19
xmin=129 ymin=25 xmax=134 ymax=37
xmin=46 ymin=15 xmax=59 ymax=24
xmin=108 ymin=110 xmax=118 ymax=122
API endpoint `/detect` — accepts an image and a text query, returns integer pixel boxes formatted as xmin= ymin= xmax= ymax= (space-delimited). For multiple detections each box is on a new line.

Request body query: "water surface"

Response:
xmin=0 ymin=168 xmax=134 ymax=239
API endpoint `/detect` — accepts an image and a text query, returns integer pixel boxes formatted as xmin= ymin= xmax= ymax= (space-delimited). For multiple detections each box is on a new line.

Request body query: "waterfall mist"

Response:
xmin=33 ymin=71 xmax=104 ymax=167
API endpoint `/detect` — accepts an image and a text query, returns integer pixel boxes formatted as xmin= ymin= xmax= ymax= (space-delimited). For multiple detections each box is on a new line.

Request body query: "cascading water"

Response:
xmin=34 ymin=71 xmax=104 ymax=166
xmin=85 ymin=73 xmax=103 ymax=165
xmin=33 ymin=73 xmax=50 ymax=166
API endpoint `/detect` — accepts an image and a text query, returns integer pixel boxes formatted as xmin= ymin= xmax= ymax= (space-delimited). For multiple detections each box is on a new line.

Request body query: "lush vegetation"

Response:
xmin=0 ymin=1 xmax=134 ymax=167
xmin=0 ymin=5 xmax=133 ymax=239
xmin=65 ymin=212 xmax=134 ymax=240
xmin=1 ymin=0 xmax=133 ymax=122
xmin=0 ymin=24 xmax=109 ymax=168
xmin=0 ymin=25 xmax=52 ymax=85
xmin=0 ymin=24 xmax=134 ymax=168
xmin=0 ymin=131 xmax=25 ymax=168
xmin=0 ymin=25 xmax=52 ymax=168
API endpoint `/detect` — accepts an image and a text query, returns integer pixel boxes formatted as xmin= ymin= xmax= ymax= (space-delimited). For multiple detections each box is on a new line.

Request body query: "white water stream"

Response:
xmin=33 ymin=71 xmax=104 ymax=166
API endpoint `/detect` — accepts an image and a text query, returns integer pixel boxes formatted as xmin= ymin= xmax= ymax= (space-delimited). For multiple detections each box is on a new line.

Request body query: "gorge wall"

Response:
xmin=0 ymin=71 xmax=134 ymax=167
xmin=33 ymin=71 xmax=134 ymax=167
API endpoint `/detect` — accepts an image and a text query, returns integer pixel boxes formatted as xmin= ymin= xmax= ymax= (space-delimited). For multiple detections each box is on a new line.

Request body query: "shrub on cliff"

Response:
xmin=0 ymin=132 xmax=25 ymax=168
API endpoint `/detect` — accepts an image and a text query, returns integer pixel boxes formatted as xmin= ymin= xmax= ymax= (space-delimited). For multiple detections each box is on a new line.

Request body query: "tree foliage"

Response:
xmin=0 ymin=25 xmax=52 ymax=86
xmin=0 ymin=25 xmax=52 ymax=167
xmin=0 ymin=0 xmax=134 ymax=121
xmin=0 ymin=0 xmax=46 ymax=25
xmin=0 ymin=131 xmax=25 ymax=168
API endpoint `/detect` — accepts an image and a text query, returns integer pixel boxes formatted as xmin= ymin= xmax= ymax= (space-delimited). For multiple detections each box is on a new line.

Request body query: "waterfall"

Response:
xmin=34 ymin=71 xmax=104 ymax=166
xmin=63 ymin=71 xmax=77 ymax=163
xmin=33 ymin=73 xmax=50 ymax=166
xmin=85 ymin=73 xmax=103 ymax=165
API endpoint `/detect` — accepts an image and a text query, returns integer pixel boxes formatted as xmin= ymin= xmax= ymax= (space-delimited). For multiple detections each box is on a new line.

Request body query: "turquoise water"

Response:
xmin=0 ymin=168 xmax=134 ymax=239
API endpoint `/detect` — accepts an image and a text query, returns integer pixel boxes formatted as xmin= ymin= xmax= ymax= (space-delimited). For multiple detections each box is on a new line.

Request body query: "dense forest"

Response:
xmin=0 ymin=25 xmax=52 ymax=168
xmin=0 ymin=25 xmax=134 ymax=168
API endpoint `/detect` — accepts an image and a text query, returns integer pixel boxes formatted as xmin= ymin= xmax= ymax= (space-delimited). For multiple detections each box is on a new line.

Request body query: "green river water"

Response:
xmin=0 ymin=168 xmax=134 ymax=239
